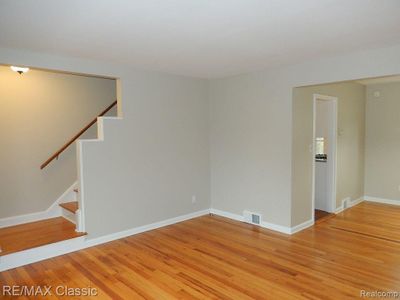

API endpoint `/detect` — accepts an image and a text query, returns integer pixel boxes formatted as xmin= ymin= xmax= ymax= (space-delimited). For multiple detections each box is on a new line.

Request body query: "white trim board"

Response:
xmin=334 ymin=197 xmax=364 ymax=214
xmin=0 ymin=209 xmax=210 ymax=271
xmin=84 ymin=209 xmax=210 ymax=247
xmin=334 ymin=205 xmax=344 ymax=214
xmin=75 ymin=117 xmax=122 ymax=233
xmin=0 ymin=181 xmax=78 ymax=229
xmin=334 ymin=196 xmax=400 ymax=213
xmin=76 ymin=141 xmax=86 ymax=233
xmin=0 ymin=236 xmax=87 ymax=272
xmin=210 ymin=208 xmax=314 ymax=235
xmin=365 ymin=196 xmax=400 ymax=206
xmin=291 ymin=219 xmax=314 ymax=234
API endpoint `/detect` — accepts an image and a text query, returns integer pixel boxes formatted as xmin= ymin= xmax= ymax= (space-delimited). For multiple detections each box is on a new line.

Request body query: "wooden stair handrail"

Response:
xmin=40 ymin=100 xmax=117 ymax=169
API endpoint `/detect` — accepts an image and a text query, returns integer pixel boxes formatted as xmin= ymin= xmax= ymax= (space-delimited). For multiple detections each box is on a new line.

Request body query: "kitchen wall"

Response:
xmin=293 ymin=82 xmax=366 ymax=222
xmin=365 ymin=82 xmax=400 ymax=202
xmin=314 ymin=100 xmax=334 ymax=212
xmin=0 ymin=66 xmax=116 ymax=219
xmin=210 ymin=44 xmax=399 ymax=229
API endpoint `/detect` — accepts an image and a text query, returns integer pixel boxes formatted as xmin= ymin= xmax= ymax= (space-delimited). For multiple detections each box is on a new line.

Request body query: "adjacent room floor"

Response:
xmin=0 ymin=217 xmax=85 ymax=256
xmin=314 ymin=209 xmax=335 ymax=223
xmin=1 ymin=202 xmax=399 ymax=299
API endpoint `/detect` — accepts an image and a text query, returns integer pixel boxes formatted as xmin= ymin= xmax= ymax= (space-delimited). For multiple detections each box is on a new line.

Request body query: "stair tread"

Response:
xmin=0 ymin=217 xmax=86 ymax=256
xmin=59 ymin=201 xmax=79 ymax=214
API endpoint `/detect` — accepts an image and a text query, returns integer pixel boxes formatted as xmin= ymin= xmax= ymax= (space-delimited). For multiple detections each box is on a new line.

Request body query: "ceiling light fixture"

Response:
xmin=11 ymin=66 xmax=29 ymax=74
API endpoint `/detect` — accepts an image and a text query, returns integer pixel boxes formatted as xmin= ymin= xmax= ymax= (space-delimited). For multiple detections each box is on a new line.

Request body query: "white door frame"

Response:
xmin=312 ymin=94 xmax=338 ymax=219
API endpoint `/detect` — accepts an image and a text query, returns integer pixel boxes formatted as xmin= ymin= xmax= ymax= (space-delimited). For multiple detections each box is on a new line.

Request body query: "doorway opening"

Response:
xmin=312 ymin=94 xmax=337 ymax=222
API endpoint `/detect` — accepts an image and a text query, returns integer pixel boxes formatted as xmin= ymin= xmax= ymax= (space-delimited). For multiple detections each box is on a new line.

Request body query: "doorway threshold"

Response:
xmin=315 ymin=209 xmax=335 ymax=224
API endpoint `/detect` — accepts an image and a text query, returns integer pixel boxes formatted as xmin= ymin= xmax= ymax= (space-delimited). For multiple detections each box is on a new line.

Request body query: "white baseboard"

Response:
xmin=262 ymin=220 xmax=292 ymax=234
xmin=0 ymin=182 xmax=78 ymax=229
xmin=0 ymin=209 xmax=210 ymax=271
xmin=365 ymin=196 xmax=400 ymax=206
xmin=0 ymin=236 xmax=87 ymax=272
xmin=333 ymin=195 xmax=400 ymax=213
xmin=351 ymin=197 xmax=364 ymax=207
xmin=210 ymin=208 xmax=244 ymax=222
xmin=334 ymin=206 xmax=344 ymax=214
xmin=290 ymin=219 xmax=314 ymax=234
xmin=210 ymin=208 xmax=304 ymax=235
xmin=85 ymin=209 xmax=210 ymax=247
xmin=334 ymin=196 xmax=364 ymax=214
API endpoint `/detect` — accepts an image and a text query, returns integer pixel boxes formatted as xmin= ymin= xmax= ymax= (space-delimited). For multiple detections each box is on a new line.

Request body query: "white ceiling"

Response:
xmin=1 ymin=0 xmax=400 ymax=78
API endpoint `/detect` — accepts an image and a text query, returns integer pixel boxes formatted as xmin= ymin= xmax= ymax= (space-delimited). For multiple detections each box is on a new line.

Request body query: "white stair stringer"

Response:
xmin=60 ymin=185 xmax=79 ymax=225
xmin=76 ymin=116 xmax=123 ymax=234
xmin=0 ymin=181 xmax=78 ymax=229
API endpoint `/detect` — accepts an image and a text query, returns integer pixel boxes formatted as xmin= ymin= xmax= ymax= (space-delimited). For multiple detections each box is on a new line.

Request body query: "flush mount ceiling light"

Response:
xmin=10 ymin=66 xmax=29 ymax=74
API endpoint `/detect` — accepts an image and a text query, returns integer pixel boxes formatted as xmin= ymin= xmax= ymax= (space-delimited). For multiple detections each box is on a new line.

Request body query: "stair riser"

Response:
xmin=61 ymin=209 xmax=77 ymax=225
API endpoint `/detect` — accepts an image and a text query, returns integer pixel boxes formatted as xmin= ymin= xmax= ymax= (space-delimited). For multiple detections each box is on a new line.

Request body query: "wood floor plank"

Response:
xmin=59 ymin=202 xmax=79 ymax=214
xmin=0 ymin=217 xmax=86 ymax=256
xmin=1 ymin=202 xmax=400 ymax=299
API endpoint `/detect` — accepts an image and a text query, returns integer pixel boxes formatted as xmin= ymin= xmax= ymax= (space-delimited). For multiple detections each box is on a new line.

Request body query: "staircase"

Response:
xmin=0 ymin=100 xmax=117 ymax=271
xmin=0 ymin=101 xmax=117 ymax=272
xmin=59 ymin=188 xmax=80 ymax=227
xmin=0 ymin=186 xmax=84 ymax=257
xmin=59 ymin=201 xmax=79 ymax=214
xmin=40 ymin=100 xmax=117 ymax=232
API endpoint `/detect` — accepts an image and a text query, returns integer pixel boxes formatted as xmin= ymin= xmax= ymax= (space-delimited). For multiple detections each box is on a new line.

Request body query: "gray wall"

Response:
xmin=209 ymin=44 xmax=400 ymax=228
xmin=365 ymin=82 xmax=400 ymax=202
xmin=80 ymin=74 xmax=210 ymax=237
xmin=1 ymin=42 xmax=400 ymax=235
xmin=209 ymin=72 xmax=292 ymax=227
xmin=292 ymin=82 xmax=365 ymax=225
xmin=0 ymin=48 xmax=210 ymax=240
xmin=0 ymin=66 xmax=115 ymax=218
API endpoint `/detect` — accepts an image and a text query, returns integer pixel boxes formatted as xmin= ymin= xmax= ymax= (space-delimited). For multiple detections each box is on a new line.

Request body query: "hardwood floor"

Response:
xmin=1 ymin=202 xmax=400 ymax=299
xmin=314 ymin=209 xmax=335 ymax=223
xmin=0 ymin=217 xmax=86 ymax=256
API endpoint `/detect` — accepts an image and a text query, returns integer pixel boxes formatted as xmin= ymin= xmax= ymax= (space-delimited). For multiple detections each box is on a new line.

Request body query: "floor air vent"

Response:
xmin=243 ymin=211 xmax=262 ymax=225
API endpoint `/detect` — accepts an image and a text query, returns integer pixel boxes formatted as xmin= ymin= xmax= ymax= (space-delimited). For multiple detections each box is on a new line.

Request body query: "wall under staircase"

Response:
xmin=77 ymin=75 xmax=210 ymax=238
